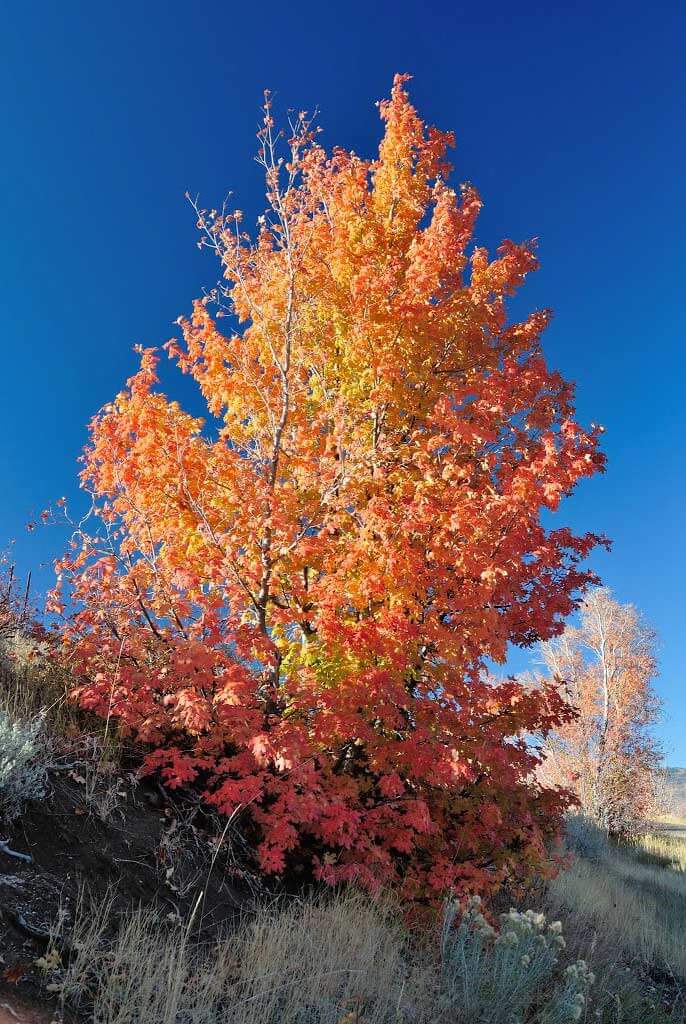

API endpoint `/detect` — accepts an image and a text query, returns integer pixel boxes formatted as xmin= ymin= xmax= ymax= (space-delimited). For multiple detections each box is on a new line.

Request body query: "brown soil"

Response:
xmin=0 ymin=772 xmax=249 ymax=1020
xmin=0 ymin=997 xmax=54 ymax=1024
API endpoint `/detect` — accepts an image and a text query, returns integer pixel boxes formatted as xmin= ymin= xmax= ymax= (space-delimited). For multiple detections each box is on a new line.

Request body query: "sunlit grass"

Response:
xmin=544 ymin=817 xmax=686 ymax=1020
xmin=631 ymin=825 xmax=686 ymax=873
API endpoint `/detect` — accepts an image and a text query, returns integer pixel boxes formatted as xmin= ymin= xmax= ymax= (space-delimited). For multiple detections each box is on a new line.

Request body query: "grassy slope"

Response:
xmin=46 ymin=837 xmax=686 ymax=1024
xmin=2 ymin=638 xmax=686 ymax=1022
xmin=544 ymin=820 xmax=686 ymax=1021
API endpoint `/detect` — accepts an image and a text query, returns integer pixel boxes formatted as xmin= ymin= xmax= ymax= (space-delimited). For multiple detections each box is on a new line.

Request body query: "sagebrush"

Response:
xmin=0 ymin=706 xmax=48 ymax=823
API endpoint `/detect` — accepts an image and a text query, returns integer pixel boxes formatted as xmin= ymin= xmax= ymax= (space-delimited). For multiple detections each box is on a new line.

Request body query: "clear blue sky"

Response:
xmin=1 ymin=2 xmax=684 ymax=760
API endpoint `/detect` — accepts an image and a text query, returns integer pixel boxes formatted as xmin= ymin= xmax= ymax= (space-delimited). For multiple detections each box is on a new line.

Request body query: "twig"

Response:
xmin=0 ymin=840 xmax=33 ymax=863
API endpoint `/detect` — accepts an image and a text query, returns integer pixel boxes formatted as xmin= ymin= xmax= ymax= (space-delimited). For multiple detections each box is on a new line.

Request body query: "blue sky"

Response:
xmin=1 ymin=2 xmax=684 ymax=760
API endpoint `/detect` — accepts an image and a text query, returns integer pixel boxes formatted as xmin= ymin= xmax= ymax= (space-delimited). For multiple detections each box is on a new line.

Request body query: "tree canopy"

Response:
xmin=52 ymin=76 xmax=606 ymax=900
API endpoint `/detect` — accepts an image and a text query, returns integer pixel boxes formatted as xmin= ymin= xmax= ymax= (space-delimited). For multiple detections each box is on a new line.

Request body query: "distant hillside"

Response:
xmin=665 ymin=767 xmax=686 ymax=818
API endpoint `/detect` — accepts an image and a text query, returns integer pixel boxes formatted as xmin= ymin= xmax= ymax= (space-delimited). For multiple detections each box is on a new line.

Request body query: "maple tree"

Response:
xmin=537 ymin=588 xmax=662 ymax=837
xmin=51 ymin=76 xmax=606 ymax=900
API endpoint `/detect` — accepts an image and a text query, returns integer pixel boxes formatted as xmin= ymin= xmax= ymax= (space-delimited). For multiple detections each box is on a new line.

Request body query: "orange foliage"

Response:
xmin=52 ymin=77 xmax=606 ymax=899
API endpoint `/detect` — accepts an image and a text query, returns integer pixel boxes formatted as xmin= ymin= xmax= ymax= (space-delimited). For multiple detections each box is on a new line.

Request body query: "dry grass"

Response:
xmin=631 ymin=824 xmax=686 ymax=873
xmin=3 ymin=622 xmax=684 ymax=1021
xmin=0 ymin=632 xmax=88 ymax=739
xmin=42 ymin=882 xmax=670 ymax=1024
xmin=543 ymin=818 xmax=686 ymax=1021
xmin=56 ymin=889 xmax=429 ymax=1024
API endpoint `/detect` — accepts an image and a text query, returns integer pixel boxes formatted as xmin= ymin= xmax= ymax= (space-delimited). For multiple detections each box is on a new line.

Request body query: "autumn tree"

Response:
xmin=538 ymin=588 xmax=662 ymax=837
xmin=51 ymin=76 xmax=606 ymax=900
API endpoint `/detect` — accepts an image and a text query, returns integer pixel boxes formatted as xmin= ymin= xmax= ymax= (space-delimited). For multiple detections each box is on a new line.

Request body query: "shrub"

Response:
xmin=438 ymin=896 xmax=594 ymax=1023
xmin=0 ymin=707 xmax=48 ymax=823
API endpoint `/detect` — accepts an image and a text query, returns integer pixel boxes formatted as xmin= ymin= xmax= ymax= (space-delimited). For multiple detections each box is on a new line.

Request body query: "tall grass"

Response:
xmin=51 ymin=890 xmax=598 ymax=1024
xmin=0 ymin=631 xmax=81 ymax=736
xmin=631 ymin=828 xmax=686 ymax=873
xmin=543 ymin=817 xmax=686 ymax=1021
xmin=57 ymin=890 xmax=425 ymax=1024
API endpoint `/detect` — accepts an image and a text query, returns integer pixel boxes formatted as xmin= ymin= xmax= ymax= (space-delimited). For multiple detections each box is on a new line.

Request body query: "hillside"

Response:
xmin=665 ymin=768 xmax=686 ymax=818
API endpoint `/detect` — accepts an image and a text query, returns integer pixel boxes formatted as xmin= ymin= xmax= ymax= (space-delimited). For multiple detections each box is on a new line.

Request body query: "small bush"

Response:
xmin=0 ymin=707 xmax=48 ymax=823
xmin=438 ymin=896 xmax=594 ymax=1023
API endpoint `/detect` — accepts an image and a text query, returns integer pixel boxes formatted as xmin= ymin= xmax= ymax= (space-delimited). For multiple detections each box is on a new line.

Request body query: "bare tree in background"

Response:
xmin=538 ymin=588 xmax=663 ymax=837
xmin=0 ymin=558 xmax=31 ymax=645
